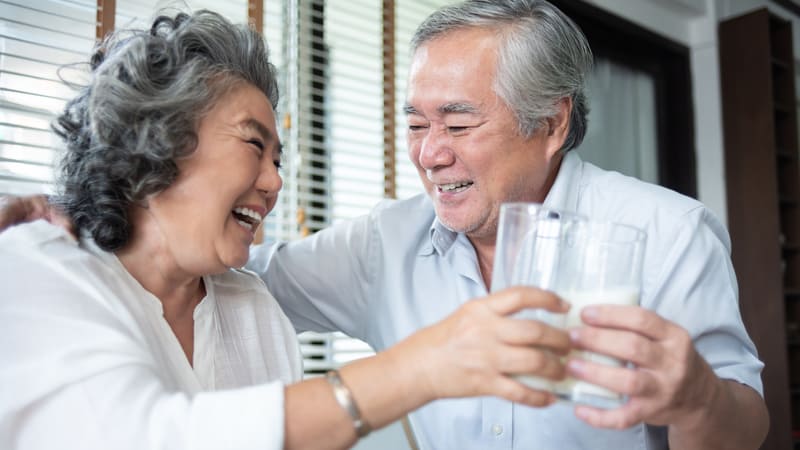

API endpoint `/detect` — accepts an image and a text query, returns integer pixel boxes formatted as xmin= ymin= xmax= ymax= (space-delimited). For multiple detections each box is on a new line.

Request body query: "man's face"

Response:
xmin=405 ymin=27 xmax=565 ymax=244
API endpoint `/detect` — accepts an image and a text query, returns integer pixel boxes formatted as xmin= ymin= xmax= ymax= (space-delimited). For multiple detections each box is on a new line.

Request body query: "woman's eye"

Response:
xmin=273 ymin=159 xmax=283 ymax=170
xmin=247 ymin=139 xmax=265 ymax=154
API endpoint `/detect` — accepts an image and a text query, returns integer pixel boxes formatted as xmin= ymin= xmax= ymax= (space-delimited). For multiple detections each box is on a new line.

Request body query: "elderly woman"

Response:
xmin=0 ymin=10 xmax=571 ymax=450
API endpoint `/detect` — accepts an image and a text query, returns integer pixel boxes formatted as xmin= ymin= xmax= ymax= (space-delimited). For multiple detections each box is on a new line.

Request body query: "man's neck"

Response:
xmin=468 ymin=235 xmax=496 ymax=291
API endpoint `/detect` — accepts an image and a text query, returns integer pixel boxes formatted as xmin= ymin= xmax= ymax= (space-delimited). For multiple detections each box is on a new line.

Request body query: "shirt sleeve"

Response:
xmin=644 ymin=206 xmax=764 ymax=396
xmin=0 ymin=242 xmax=287 ymax=450
xmin=247 ymin=212 xmax=376 ymax=339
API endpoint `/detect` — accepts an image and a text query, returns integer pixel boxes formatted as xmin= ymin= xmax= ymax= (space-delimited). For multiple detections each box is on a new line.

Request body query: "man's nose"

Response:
xmin=418 ymin=127 xmax=454 ymax=170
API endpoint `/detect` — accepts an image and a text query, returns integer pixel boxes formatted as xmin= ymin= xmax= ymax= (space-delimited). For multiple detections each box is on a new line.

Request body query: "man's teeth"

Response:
xmin=440 ymin=181 xmax=473 ymax=192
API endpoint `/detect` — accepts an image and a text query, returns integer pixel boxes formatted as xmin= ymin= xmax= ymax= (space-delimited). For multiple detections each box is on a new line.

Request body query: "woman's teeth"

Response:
xmin=232 ymin=207 xmax=263 ymax=231
xmin=236 ymin=219 xmax=254 ymax=231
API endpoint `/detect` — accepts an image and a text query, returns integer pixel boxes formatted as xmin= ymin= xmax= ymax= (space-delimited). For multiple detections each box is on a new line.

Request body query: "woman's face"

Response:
xmin=145 ymin=81 xmax=282 ymax=275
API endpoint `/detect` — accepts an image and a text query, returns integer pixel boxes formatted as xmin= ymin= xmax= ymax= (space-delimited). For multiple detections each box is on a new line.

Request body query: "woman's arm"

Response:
xmin=283 ymin=286 xmax=572 ymax=449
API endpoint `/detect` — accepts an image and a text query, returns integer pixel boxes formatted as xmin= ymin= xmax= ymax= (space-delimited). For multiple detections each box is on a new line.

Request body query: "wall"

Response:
xmin=581 ymin=0 xmax=800 ymax=225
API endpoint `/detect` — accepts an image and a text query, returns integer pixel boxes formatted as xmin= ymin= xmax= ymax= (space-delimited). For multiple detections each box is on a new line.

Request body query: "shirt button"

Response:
xmin=491 ymin=424 xmax=504 ymax=436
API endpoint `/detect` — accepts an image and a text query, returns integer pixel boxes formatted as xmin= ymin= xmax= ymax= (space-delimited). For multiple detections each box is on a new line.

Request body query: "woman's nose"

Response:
xmin=256 ymin=161 xmax=283 ymax=198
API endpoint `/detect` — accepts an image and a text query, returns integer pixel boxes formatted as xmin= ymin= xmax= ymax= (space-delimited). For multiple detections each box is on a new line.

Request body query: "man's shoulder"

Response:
xmin=369 ymin=193 xmax=436 ymax=232
xmin=580 ymin=162 xmax=707 ymax=222
xmin=578 ymin=162 xmax=728 ymax=248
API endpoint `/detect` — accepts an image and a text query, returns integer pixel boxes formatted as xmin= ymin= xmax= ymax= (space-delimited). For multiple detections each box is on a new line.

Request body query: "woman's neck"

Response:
xmin=115 ymin=208 xmax=205 ymax=365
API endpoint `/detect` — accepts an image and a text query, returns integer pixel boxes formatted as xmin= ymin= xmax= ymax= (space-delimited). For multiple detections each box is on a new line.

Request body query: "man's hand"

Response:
xmin=567 ymin=304 xmax=768 ymax=449
xmin=0 ymin=195 xmax=74 ymax=235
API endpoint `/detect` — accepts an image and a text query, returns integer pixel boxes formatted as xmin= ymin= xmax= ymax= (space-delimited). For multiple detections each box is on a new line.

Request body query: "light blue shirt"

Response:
xmin=248 ymin=152 xmax=763 ymax=450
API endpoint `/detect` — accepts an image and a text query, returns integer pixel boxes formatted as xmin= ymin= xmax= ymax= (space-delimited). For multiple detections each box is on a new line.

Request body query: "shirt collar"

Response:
xmin=421 ymin=216 xmax=458 ymax=256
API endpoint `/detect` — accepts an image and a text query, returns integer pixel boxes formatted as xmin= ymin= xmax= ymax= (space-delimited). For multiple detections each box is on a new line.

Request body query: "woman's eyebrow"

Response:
xmin=240 ymin=118 xmax=283 ymax=155
xmin=240 ymin=118 xmax=273 ymax=141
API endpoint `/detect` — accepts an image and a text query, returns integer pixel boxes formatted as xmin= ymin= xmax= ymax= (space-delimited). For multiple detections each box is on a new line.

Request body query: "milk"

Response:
xmin=513 ymin=288 xmax=639 ymax=407
xmin=553 ymin=288 xmax=640 ymax=406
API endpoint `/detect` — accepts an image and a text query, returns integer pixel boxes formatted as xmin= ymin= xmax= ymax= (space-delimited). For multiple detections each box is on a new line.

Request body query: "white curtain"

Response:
xmin=581 ymin=56 xmax=658 ymax=184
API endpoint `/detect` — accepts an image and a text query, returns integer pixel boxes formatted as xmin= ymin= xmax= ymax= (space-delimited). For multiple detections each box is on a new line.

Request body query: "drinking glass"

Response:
xmin=491 ymin=203 xmax=647 ymax=408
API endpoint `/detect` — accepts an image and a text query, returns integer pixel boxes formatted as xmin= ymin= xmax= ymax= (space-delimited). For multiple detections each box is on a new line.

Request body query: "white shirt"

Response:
xmin=251 ymin=151 xmax=763 ymax=450
xmin=0 ymin=221 xmax=302 ymax=450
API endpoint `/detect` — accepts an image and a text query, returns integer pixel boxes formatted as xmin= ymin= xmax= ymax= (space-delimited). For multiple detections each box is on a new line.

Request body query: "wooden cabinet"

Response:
xmin=720 ymin=8 xmax=799 ymax=450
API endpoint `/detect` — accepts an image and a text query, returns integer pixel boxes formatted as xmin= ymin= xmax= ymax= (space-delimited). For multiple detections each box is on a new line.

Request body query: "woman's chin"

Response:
xmin=224 ymin=250 xmax=251 ymax=270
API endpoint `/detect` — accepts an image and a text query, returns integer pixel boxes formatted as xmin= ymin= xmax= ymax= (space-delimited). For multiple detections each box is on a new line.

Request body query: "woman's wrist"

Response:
xmin=325 ymin=369 xmax=372 ymax=437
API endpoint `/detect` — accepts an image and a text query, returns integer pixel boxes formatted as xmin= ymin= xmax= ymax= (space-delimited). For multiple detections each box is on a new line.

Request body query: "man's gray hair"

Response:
xmin=53 ymin=10 xmax=279 ymax=251
xmin=411 ymin=0 xmax=592 ymax=151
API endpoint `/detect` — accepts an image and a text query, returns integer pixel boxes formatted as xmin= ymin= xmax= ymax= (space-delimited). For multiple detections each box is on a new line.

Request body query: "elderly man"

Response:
xmin=249 ymin=1 xmax=767 ymax=449
xmin=1 ymin=1 xmax=767 ymax=449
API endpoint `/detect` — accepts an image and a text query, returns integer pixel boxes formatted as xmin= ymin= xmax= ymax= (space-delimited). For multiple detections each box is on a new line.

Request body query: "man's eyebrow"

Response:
xmin=438 ymin=102 xmax=479 ymax=114
xmin=403 ymin=104 xmax=417 ymax=115
xmin=402 ymin=103 xmax=479 ymax=115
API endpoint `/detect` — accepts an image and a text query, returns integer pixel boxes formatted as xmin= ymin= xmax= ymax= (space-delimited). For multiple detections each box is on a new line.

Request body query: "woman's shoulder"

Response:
xmin=207 ymin=268 xmax=303 ymax=379
xmin=0 ymin=221 xmax=142 ymax=336
xmin=0 ymin=220 xmax=79 ymax=255
xmin=209 ymin=267 xmax=272 ymax=296
xmin=207 ymin=268 xmax=288 ymax=317
xmin=0 ymin=220 xmax=98 ymax=281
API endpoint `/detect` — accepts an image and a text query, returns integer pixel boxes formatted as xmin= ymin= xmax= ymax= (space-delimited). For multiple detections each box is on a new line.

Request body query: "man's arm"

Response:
xmin=569 ymin=305 xmax=768 ymax=449
xmin=666 ymin=378 xmax=767 ymax=450
xmin=565 ymin=206 xmax=768 ymax=449
xmin=247 ymin=208 xmax=377 ymax=338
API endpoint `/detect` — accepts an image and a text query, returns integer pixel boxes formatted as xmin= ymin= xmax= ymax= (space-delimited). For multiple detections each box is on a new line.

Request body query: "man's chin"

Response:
xmin=435 ymin=214 xmax=475 ymax=234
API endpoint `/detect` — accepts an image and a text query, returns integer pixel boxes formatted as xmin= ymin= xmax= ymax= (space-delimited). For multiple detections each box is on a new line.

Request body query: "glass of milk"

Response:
xmin=491 ymin=203 xmax=646 ymax=409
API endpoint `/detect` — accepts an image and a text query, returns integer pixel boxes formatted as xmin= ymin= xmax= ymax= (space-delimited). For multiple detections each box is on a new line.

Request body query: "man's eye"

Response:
xmin=447 ymin=126 xmax=469 ymax=134
xmin=408 ymin=124 xmax=428 ymax=131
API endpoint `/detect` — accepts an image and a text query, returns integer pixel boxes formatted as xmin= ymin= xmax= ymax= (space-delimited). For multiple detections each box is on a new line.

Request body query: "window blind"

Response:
xmin=393 ymin=0 xmax=446 ymax=200
xmin=113 ymin=1 xmax=248 ymax=35
xmin=0 ymin=0 xmax=95 ymax=196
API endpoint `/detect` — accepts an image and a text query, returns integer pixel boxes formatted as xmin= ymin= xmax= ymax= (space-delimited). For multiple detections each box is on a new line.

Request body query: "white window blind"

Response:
xmin=394 ymin=0 xmax=447 ymax=200
xmin=114 ymin=0 xmax=248 ymax=29
xmin=288 ymin=0 xmax=385 ymax=373
xmin=0 ymin=0 xmax=95 ymax=196
xmin=288 ymin=0 xmax=451 ymax=374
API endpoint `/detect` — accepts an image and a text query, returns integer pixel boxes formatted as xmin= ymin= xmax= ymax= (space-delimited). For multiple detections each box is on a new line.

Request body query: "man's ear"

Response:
xmin=544 ymin=97 xmax=572 ymax=157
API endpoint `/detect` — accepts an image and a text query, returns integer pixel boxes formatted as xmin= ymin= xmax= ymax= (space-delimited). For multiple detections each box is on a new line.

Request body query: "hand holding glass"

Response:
xmin=491 ymin=203 xmax=646 ymax=409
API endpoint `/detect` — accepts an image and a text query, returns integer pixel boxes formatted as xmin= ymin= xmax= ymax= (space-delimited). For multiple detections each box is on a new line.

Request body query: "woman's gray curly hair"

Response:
xmin=53 ymin=10 xmax=279 ymax=251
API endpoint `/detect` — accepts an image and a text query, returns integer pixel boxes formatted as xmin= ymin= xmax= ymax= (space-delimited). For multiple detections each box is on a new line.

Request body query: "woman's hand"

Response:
xmin=0 ymin=195 xmax=74 ymax=235
xmin=390 ymin=286 xmax=572 ymax=407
